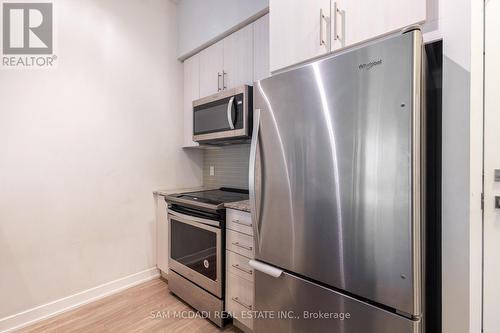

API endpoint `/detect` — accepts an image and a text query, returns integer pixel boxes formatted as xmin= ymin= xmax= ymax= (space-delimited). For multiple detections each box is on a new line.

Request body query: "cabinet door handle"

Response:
xmin=231 ymin=219 xmax=252 ymax=227
xmin=231 ymin=264 xmax=253 ymax=275
xmin=333 ymin=2 xmax=338 ymax=41
xmin=217 ymin=72 xmax=222 ymax=91
xmin=231 ymin=242 xmax=253 ymax=251
xmin=222 ymin=71 xmax=227 ymax=89
xmin=333 ymin=2 xmax=344 ymax=44
xmin=231 ymin=297 xmax=253 ymax=310
xmin=320 ymin=8 xmax=326 ymax=46
xmin=320 ymin=9 xmax=323 ymax=45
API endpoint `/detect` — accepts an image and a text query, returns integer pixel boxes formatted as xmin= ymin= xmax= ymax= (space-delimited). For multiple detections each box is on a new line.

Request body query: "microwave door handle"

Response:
xmin=227 ymin=96 xmax=235 ymax=130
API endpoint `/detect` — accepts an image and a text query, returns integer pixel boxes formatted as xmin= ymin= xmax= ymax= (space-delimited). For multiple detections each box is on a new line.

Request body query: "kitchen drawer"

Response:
xmin=226 ymin=272 xmax=254 ymax=330
xmin=226 ymin=229 xmax=254 ymax=258
xmin=226 ymin=250 xmax=254 ymax=282
xmin=226 ymin=209 xmax=253 ymax=236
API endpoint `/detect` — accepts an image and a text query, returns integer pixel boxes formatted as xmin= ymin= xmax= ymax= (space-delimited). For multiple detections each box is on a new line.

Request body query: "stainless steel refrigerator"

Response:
xmin=249 ymin=29 xmax=425 ymax=333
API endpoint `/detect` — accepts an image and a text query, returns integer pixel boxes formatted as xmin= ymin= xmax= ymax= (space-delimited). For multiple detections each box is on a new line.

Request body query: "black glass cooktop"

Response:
xmin=177 ymin=187 xmax=248 ymax=205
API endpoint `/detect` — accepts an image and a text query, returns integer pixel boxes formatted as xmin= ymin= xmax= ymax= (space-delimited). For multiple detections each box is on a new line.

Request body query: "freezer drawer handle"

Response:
xmin=231 ymin=264 xmax=253 ymax=275
xmin=231 ymin=219 xmax=252 ymax=227
xmin=231 ymin=242 xmax=253 ymax=251
xmin=249 ymin=260 xmax=283 ymax=278
xmin=231 ymin=297 xmax=253 ymax=310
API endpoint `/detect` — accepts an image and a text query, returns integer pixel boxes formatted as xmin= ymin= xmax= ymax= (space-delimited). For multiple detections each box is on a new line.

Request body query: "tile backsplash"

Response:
xmin=203 ymin=144 xmax=250 ymax=189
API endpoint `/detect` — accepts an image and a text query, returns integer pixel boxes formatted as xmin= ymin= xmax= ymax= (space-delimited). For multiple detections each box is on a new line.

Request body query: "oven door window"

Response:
xmin=193 ymin=94 xmax=243 ymax=135
xmin=170 ymin=218 xmax=218 ymax=281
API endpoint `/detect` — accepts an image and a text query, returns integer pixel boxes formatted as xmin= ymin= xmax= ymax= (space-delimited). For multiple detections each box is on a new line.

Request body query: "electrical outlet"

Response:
xmin=209 ymin=166 xmax=215 ymax=176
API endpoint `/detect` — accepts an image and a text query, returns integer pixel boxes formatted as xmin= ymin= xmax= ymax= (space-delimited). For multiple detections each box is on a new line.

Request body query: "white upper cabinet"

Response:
xmin=182 ymin=16 xmax=270 ymax=147
xmin=199 ymin=40 xmax=224 ymax=97
xmin=332 ymin=0 xmax=426 ymax=49
xmin=183 ymin=54 xmax=199 ymax=147
xmin=253 ymin=14 xmax=270 ymax=82
xmin=269 ymin=0 xmax=426 ymax=72
xmin=223 ymin=24 xmax=254 ymax=88
xmin=270 ymin=0 xmax=331 ymax=72
xmin=198 ymin=27 xmax=255 ymax=98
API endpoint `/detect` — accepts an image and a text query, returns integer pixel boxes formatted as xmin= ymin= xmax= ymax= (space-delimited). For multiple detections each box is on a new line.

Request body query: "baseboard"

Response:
xmin=160 ymin=269 xmax=169 ymax=280
xmin=0 ymin=268 xmax=160 ymax=333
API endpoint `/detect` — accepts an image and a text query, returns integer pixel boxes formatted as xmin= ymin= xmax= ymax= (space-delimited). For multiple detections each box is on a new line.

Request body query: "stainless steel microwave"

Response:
xmin=192 ymin=85 xmax=252 ymax=143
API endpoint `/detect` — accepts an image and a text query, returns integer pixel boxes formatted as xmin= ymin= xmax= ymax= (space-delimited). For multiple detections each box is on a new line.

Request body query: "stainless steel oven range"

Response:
xmin=165 ymin=188 xmax=249 ymax=327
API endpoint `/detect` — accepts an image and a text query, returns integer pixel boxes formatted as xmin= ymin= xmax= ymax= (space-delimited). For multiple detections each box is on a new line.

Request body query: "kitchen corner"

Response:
xmin=156 ymin=23 xmax=439 ymax=332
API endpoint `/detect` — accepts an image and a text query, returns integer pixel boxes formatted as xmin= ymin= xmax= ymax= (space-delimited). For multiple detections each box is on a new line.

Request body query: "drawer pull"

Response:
xmin=231 ymin=264 xmax=253 ymax=275
xmin=231 ymin=219 xmax=252 ymax=227
xmin=232 ymin=297 xmax=253 ymax=310
xmin=231 ymin=242 xmax=253 ymax=251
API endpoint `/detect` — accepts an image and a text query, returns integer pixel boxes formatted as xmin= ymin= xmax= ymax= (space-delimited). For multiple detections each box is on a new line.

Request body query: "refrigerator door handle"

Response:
xmin=226 ymin=96 xmax=235 ymax=129
xmin=249 ymin=108 xmax=261 ymax=242
xmin=249 ymin=260 xmax=283 ymax=278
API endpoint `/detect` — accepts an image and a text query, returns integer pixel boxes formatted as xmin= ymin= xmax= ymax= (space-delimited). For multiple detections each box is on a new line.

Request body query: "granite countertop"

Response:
xmin=224 ymin=200 xmax=250 ymax=213
xmin=153 ymin=186 xmax=207 ymax=197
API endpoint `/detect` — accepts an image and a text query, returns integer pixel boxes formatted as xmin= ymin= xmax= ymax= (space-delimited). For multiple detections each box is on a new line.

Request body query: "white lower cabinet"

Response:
xmin=226 ymin=229 xmax=255 ymax=258
xmin=155 ymin=194 xmax=169 ymax=274
xmin=226 ymin=270 xmax=254 ymax=330
xmin=227 ymin=250 xmax=254 ymax=281
xmin=225 ymin=209 xmax=254 ymax=331
xmin=227 ymin=208 xmax=253 ymax=236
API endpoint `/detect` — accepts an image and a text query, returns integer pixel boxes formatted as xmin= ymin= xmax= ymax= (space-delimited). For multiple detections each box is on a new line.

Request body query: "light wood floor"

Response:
xmin=17 ymin=278 xmax=241 ymax=333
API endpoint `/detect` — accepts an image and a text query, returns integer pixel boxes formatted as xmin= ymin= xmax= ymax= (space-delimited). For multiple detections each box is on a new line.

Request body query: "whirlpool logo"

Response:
xmin=358 ymin=59 xmax=382 ymax=70
xmin=1 ymin=1 xmax=57 ymax=68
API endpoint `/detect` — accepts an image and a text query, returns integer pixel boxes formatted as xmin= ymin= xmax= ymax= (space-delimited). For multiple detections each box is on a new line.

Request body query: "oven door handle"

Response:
xmin=227 ymin=96 xmax=235 ymax=130
xmin=168 ymin=209 xmax=221 ymax=228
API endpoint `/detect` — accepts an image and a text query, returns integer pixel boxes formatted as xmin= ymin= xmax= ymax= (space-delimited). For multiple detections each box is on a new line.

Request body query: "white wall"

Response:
xmin=436 ymin=0 xmax=483 ymax=331
xmin=0 ymin=0 xmax=202 ymax=321
xmin=176 ymin=0 xmax=268 ymax=59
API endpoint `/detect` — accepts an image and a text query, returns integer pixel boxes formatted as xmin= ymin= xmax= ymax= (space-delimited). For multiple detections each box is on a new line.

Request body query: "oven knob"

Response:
xmin=203 ymin=260 xmax=209 ymax=269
